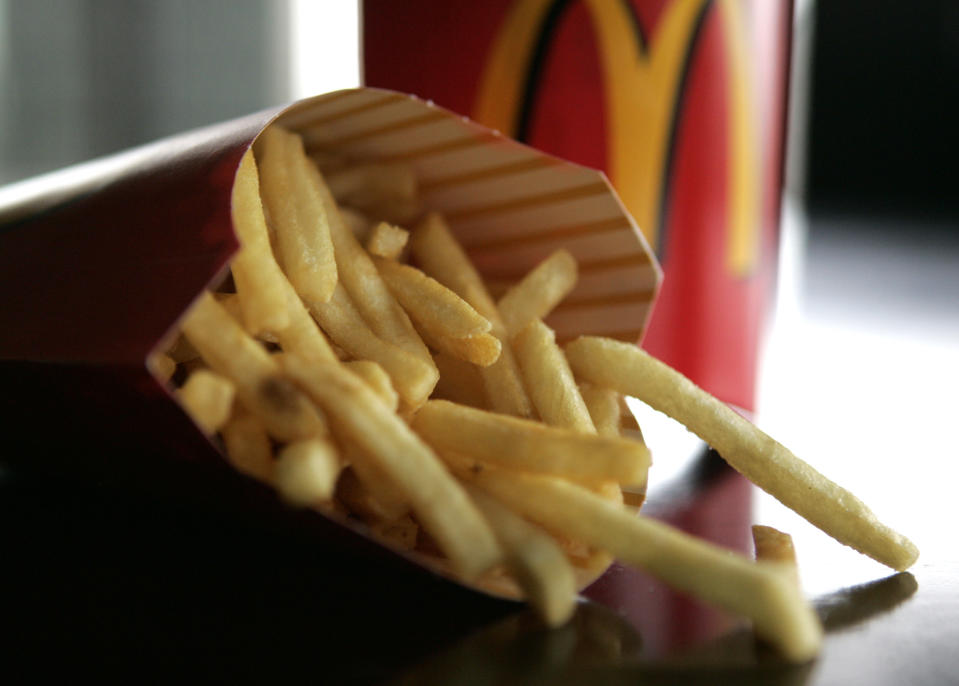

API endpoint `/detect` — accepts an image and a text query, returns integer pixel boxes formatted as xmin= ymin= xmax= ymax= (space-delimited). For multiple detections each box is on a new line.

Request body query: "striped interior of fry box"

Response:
xmin=276 ymin=88 xmax=662 ymax=343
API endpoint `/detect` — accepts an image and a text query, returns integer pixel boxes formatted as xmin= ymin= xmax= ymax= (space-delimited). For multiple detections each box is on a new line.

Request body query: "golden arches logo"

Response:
xmin=473 ymin=0 xmax=760 ymax=277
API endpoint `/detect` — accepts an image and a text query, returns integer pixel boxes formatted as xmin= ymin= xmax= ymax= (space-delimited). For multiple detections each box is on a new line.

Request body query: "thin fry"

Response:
xmin=256 ymin=126 xmax=337 ymax=304
xmin=410 ymin=213 xmax=531 ymax=416
xmin=565 ymin=336 xmax=919 ymax=571
xmin=464 ymin=484 xmax=576 ymax=627
xmin=753 ymin=525 xmax=800 ymax=586
xmin=579 ymin=384 xmax=622 ymax=438
xmin=512 ymin=319 xmax=595 ymax=434
xmin=309 ymin=283 xmax=437 ymax=408
xmin=304 ymin=158 xmax=433 ymax=366
xmin=177 ymin=369 xmax=235 ymax=434
xmin=180 ymin=292 xmax=325 ymax=442
xmin=365 ymin=221 xmax=409 ymax=260
xmin=280 ymin=355 xmax=501 ymax=580
xmin=344 ymin=359 xmax=399 ymax=412
xmin=221 ymin=406 xmax=273 ymax=483
xmin=498 ymin=249 xmax=577 ymax=337
xmin=274 ymin=437 xmax=341 ymax=506
xmin=452 ymin=458 xmax=822 ymax=662
xmin=414 ymin=400 xmax=648 ymax=485
xmin=230 ymin=149 xmax=291 ymax=335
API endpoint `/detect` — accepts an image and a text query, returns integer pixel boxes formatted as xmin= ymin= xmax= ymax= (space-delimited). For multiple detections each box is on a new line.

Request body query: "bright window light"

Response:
xmin=288 ymin=0 xmax=360 ymax=100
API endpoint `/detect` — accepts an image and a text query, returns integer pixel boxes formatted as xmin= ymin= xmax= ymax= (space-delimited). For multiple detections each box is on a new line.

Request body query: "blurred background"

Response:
xmin=1 ymin=0 xmax=956 ymax=599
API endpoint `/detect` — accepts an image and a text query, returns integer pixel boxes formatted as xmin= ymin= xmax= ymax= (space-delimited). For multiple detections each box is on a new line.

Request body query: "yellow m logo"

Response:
xmin=473 ymin=0 xmax=760 ymax=277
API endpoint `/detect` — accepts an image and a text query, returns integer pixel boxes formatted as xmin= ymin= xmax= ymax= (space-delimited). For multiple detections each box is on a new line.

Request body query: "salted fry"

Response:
xmin=230 ymin=150 xmax=291 ymax=335
xmin=177 ymin=369 xmax=235 ymax=434
xmin=273 ymin=278 xmax=338 ymax=364
xmin=221 ymin=406 xmax=273 ymax=483
xmin=464 ymin=484 xmax=576 ymax=627
xmin=304 ymin=159 xmax=433 ymax=367
xmin=147 ymin=352 xmax=176 ymax=382
xmin=410 ymin=213 xmax=532 ymax=417
xmin=344 ymin=359 xmax=399 ymax=412
xmin=280 ymin=355 xmax=501 ymax=580
xmin=498 ymin=249 xmax=577 ymax=337
xmin=274 ymin=437 xmax=341 ymax=506
xmin=365 ymin=221 xmax=409 ymax=260
xmin=512 ymin=319 xmax=594 ymax=434
xmin=374 ymin=257 xmax=491 ymax=339
xmin=579 ymin=384 xmax=622 ymax=438
xmin=430 ymin=352 xmax=488 ymax=408
xmin=256 ymin=126 xmax=337 ymax=304
xmin=309 ymin=283 xmax=437 ymax=408
xmin=180 ymin=292 xmax=325 ymax=442
xmin=565 ymin=336 xmax=919 ymax=571
xmin=414 ymin=400 xmax=648 ymax=486
xmin=417 ymin=328 xmax=501 ymax=368
xmin=754 ymin=525 xmax=800 ymax=586
xmin=453 ymin=459 xmax=822 ymax=662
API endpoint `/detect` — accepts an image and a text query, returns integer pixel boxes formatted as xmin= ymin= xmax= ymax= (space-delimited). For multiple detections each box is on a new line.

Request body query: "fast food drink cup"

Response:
xmin=0 ymin=88 xmax=661 ymax=602
xmin=364 ymin=0 xmax=794 ymax=413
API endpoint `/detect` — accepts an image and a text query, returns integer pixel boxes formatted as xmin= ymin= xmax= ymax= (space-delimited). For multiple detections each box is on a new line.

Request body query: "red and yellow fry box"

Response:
xmin=0 ymin=88 xmax=660 ymax=599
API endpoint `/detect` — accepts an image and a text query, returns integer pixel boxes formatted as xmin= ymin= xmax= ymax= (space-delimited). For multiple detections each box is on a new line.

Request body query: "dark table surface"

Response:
xmin=3 ymin=216 xmax=956 ymax=684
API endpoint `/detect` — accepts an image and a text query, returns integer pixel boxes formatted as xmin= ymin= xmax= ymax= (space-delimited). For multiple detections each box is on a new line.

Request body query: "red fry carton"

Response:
xmin=0 ymin=88 xmax=660 ymax=599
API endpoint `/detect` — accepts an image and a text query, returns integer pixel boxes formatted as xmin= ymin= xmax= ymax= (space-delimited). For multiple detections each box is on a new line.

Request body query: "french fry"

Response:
xmin=147 ymin=352 xmax=176 ymax=382
xmin=177 ymin=369 xmax=235 ymax=435
xmin=344 ymin=359 xmax=399 ymax=412
xmin=279 ymin=354 xmax=501 ymax=580
xmin=365 ymin=221 xmax=409 ymax=260
xmin=256 ymin=126 xmax=337 ymax=304
xmin=374 ymin=257 xmax=491 ymax=339
xmin=180 ymin=292 xmax=326 ymax=442
xmin=274 ymin=437 xmax=341 ymax=506
xmin=498 ymin=249 xmax=578 ymax=337
xmin=464 ymin=484 xmax=577 ymax=627
xmin=753 ymin=525 xmax=800 ymax=586
xmin=230 ymin=150 xmax=291 ymax=335
xmin=565 ymin=336 xmax=919 ymax=571
xmin=304 ymin=159 xmax=434 ymax=368
xmin=165 ymin=335 xmax=200 ymax=364
xmin=414 ymin=400 xmax=648 ymax=486
xmin=512 ymin=319 xmax=595 ymax=434
xmin=451 ymin=458 xmax=823 ymax=662
xmin=375 ymin=256 xmax=501 ymax=367
xmin=309 ymin=283 xmax=437 ymax=408
xmin=410 ymin=213 xmax=532 ymax=417
xmin=273 ymin=278 xmax=338 ymax=364
xmin=221 ymin=406 xmax=273 ymax=483
xmin=579 ymin=384 xmax=622 ymax=438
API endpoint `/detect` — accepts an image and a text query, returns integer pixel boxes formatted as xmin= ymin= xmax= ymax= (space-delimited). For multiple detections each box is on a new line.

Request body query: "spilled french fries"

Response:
xmin=152 ymin=123 xmax=917 ymax=664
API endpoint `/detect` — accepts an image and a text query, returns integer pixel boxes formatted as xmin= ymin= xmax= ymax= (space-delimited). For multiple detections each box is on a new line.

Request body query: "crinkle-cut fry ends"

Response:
xmin=565 ymin=336 xmax=919 ymax=571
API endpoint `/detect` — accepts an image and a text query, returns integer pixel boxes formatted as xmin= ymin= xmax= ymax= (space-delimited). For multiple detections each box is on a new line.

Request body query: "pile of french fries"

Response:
xmin=151 ymin=124 xmax=917 ymax=663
